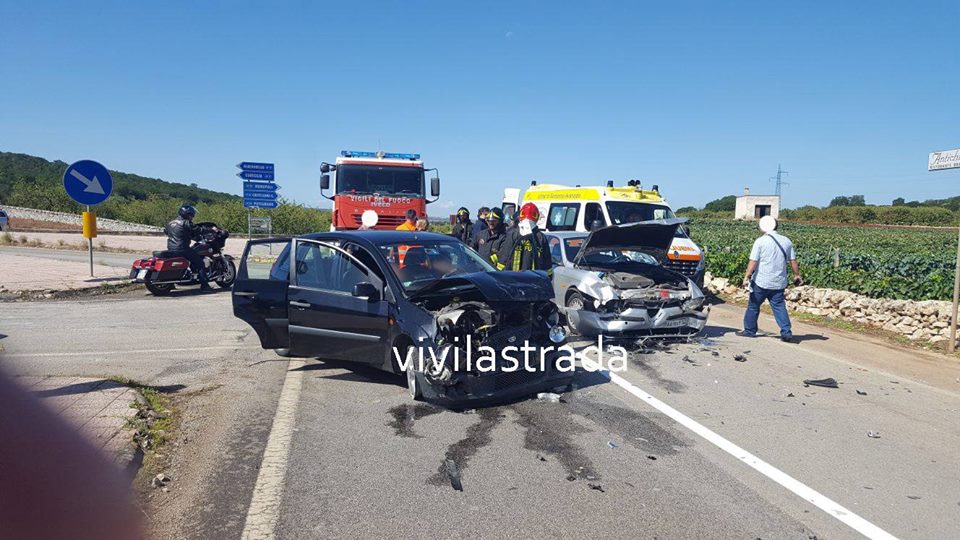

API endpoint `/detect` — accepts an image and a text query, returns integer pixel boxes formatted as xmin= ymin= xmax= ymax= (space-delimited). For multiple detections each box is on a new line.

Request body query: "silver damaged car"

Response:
xmin=546 ymin=219 xmax=708 ymax=338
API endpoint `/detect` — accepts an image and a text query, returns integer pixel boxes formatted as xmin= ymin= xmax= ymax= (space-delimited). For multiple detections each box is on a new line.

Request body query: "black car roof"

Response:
xmin=301 ymin=230 xmax=454 ymax=244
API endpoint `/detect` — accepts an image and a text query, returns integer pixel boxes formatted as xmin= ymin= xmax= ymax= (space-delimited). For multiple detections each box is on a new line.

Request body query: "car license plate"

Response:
xmin=662 ymin=318 xmax=692 ymax=328
xmin=137 ymin=269 xmax=148 ymax=280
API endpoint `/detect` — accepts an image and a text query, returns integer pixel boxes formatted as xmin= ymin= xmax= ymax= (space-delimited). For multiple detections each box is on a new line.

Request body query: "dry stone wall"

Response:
xmin=703 ymin=272 xmax=955 ymax=344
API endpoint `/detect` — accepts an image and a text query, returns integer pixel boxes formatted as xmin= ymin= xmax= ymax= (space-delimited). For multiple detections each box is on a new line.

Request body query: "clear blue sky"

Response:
xmin=2 ymin=0 xmax=958 ymax=213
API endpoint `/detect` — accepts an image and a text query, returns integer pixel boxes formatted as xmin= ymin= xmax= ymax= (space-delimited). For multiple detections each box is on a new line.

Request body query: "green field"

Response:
xmin=688 ymin=219 xmax=958 ymax=301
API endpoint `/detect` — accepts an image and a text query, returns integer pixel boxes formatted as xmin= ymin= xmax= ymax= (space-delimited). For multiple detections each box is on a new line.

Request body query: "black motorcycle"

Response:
xmin=130 ymin=222 xmax=237 ymax=295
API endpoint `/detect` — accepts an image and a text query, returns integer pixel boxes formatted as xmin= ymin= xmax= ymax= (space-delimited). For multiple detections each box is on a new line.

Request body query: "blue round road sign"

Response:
xmin=63 ymin=160 xmax=113 ymax=206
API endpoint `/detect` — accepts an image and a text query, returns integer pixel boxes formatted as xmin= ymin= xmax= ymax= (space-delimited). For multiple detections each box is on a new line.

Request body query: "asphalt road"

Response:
xmin=2 ymin=293 xmax=959 ymax=539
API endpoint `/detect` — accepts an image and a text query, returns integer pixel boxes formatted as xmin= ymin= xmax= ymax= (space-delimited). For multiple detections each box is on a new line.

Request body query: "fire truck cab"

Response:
xmin=502 ymin=180 xmax=705 ymax=287
xmin=320 ymin=150 xmax=440 ymax=230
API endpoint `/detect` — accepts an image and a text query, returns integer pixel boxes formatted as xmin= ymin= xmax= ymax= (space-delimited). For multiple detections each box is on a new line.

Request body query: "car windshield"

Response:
xmin=605 ymin=202 xmax=685 ymax=238
xmin=336 ymin=164 xmax=424 ymax=197
xmin=564 ymin=237 xmax=659 ymax=266
xmin=377 ymin=239 xmax=495 ymax=294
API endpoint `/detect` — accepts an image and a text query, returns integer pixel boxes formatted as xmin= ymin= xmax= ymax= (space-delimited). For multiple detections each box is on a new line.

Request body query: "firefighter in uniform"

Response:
xmin=496 ymin=203 xmax=553 ymax=276
xmin=474 ymin=207 xmax=507 ymax=266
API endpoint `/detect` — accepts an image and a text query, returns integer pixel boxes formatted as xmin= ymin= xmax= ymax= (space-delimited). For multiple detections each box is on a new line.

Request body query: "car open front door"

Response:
xmin=232 ymin=238 xmax=292 ymax=350
xmin=287 ymin=239 xmax=390 ymax=364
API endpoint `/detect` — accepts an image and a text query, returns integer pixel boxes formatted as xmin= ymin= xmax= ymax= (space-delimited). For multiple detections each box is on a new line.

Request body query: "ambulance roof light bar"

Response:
xmin=340 ymin=150 xmax=421 ymax=160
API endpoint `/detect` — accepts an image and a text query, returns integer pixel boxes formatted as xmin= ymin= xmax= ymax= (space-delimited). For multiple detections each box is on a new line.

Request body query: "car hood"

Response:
xmin=408 ymin=270 xmax=555 ymax=302
xmin=574 ymin=218 xmax=686 ymax=265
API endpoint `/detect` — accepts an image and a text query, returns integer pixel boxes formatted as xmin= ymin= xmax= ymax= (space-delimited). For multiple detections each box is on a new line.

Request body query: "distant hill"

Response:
xmin=0 ymin=151 xmax=238 ymax=205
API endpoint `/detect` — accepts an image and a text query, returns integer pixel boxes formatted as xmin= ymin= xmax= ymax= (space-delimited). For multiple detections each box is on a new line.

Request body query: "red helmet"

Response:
xmin=518 ymin=202 xmax=540 ymax=222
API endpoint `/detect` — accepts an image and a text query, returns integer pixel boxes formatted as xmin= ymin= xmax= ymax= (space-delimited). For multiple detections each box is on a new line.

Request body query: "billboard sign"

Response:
xmin=929 ymin=149 xmax=960 ymax=171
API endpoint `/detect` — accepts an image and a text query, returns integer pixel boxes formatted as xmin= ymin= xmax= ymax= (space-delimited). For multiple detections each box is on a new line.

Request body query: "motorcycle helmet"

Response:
xmin=179 ymin=204 xmax=198 ymax=220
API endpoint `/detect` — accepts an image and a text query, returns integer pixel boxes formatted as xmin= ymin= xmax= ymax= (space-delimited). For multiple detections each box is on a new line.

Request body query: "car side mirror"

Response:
xmin=320 ymin=174 xmax=330 ymax=190
xmin=430 ymin=175 xmax=440 ymax=198
xmin=320 ymin=163 xmax=331 ymax=173
xmin=352 ymin=282 xmax=380 ymax=302
xmin=681 ymin=224 xmax=690 ymax=236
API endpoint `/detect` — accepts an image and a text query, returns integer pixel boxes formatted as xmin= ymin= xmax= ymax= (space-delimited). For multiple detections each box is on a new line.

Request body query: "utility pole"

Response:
xmin=770 ymin=164 xmax=789 ymax=198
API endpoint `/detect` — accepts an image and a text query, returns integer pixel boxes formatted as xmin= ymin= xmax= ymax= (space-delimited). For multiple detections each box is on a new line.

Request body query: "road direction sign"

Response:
xmin=244 ymin=199 xmax=279 ymax=209
xmin=238 ymin=171 xmax=275 ymax=181
xmin=63 ymin=160 xmax=113 ymax=205
xmin=244 ymin=191 xmax=278 ymax=201
xmin=237 ymin=162 xmax=274 ymax=173
xmin=243 ymin=181 xmax=280 ymax=192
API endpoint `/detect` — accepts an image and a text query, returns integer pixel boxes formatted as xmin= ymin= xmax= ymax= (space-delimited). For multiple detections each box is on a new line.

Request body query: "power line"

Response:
xmin=769 ymin=164 xmax=789 ymax=198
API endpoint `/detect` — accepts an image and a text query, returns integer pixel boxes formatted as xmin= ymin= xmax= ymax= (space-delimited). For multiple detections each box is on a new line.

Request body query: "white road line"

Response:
xmin=1 ymin=345 xmax=262 ymax=358
xmin=242 ymin=360 xmax=305 ymax=540
xmin=581 ymin=357 xmax=898 ymax=540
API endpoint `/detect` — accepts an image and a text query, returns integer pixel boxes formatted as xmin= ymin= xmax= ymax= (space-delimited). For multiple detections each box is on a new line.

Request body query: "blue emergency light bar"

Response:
xmin=340 ymin=150 xmax=421 ymax=160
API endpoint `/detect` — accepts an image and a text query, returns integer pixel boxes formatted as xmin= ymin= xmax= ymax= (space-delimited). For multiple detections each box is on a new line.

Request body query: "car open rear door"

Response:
xmin=286 ymin=239 xmax=390 ymax=364
xmin=232 ymin=238 xmax=292 ymax=350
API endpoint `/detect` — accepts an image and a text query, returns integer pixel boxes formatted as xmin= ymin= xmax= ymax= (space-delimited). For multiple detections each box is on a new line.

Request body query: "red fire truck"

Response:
xmin=320 ymin=150 xmax=440 ymax=230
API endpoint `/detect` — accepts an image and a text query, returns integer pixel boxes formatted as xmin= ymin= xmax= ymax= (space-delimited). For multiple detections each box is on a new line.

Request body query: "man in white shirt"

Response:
xmin=738 ymin=216 xmax=803 ymax=343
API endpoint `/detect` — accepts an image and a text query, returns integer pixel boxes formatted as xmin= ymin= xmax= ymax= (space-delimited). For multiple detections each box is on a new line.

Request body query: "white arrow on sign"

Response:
xmin=69 ymin=169 xmax=106 ymax=195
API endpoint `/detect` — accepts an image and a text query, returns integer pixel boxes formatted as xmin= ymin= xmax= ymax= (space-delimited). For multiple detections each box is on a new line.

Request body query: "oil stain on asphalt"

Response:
xmin=427 ymin=408 xmax=505 ymax=491
xmin=386 ymin=403 xmax=444 ymax=438
xmin=629 ymin=353 xmax=687 ymax=394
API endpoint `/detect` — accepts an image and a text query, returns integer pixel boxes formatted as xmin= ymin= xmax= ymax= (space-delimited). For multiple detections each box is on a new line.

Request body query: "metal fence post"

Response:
xmin=949 ymin=226 xmax=960 ymax=353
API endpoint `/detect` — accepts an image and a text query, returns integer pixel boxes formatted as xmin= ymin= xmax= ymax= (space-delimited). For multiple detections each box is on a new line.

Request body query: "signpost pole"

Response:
xmin=950 ymin=225 xmax=960 ymax=353
xmin=87 ymin=205 xmax=93 ymax=277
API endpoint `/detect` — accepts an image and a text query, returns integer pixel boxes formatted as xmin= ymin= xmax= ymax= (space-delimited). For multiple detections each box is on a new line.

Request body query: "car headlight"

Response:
xmin=695 ymin=256 xmax=705 ymax=271
xmin=682 ymin=297 xmax=705 ymax=311
xmin=549 ymin=325 xmax=568 ymax=343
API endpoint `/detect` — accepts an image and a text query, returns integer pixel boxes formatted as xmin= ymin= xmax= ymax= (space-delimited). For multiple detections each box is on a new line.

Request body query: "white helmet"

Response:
xmin=759 ymin=215 xmax=777 ymax=233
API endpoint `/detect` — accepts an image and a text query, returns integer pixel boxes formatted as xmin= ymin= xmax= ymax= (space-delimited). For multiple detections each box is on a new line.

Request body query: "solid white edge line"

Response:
xmin=241 ymin=359 xmax=305 ymax=540
xmin=581 ymin=357 xmax=898 ymax=540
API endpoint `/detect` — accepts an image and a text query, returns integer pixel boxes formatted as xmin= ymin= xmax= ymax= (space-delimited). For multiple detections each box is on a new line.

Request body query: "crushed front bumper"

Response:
xmin=414 ymin=350 xmax=574 ymax=407
xmin=567 ymin=305 xmax=708 ymax=338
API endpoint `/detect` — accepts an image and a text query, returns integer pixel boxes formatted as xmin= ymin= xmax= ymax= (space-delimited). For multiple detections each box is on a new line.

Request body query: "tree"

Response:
xmin=829 ymin=196 xmax=851 ymax=207
xmin=703 ymin=195 xmax=737 ymax=213
xmin=892 ymin=197 xmax=905 ymax=206
xmin=849 ymin=195 xmax=865 ymax=206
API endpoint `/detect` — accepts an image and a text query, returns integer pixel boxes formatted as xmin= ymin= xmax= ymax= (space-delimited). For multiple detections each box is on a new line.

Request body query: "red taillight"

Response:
xmin=660 ymin=289 xmax=670 ymax=299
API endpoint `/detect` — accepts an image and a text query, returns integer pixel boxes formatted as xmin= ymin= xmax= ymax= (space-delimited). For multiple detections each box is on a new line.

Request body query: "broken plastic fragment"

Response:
xmin=607 ymin=441 xmax=618 ymax=449
xmin=856 ymin=390 xmax=867 ymax=396
xmin=803 ymin=378 xmax=839 ymax=388
xmin=588 ymin=483 xmax=605 ymax=493
xmin=734 ymin=354 xmax=747 ymax=362
xmin=646 ymin=455 xmax=657 ymax=461
xmin=866 ymin=431 xmax=881 ymax=439
xmin=537 ymin=392 xmax=561 ymax=403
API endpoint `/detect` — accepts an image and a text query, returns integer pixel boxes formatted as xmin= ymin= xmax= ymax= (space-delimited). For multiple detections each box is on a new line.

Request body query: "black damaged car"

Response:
xmin=232 ymin=231 xmax=573 ymax=406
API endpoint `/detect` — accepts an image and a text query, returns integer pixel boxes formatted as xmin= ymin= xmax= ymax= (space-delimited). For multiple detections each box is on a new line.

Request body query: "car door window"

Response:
xmin=295 ymin=242 xmax=370 ymax=293
xmin=547 ymin=236 xmax=563 ymax=266
xmin=584 ymin=203 xmax=606 ymax=229
xmin=242 ymin=240 xmax=294 ymax=280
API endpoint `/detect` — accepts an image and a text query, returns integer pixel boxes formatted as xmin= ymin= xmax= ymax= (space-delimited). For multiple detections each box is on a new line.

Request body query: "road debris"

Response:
xmin=856 ymin=390 xmax=868 ymax=396
xmin=682 ymin=355 xmax=698 ymax=366
xmin=152 ymin=473 xmax=171 ymax=489
xmin=803 ymin=378 xmax=839 ymax=388
xmin=866 ymin=431 xmax=881 ymax=439
xmin=907 ymin=495 xmax=921 ymax=500
xmin=537 ymin=392 xmax=561 ymax=403
xmin=646 ymin=455 xmax=657 ymax=461
xmin=566 ymin=475 xmax=576 ymax=481
xmin=787 ymin=393 xmax=795 ymax=397
xmin=607 ymin=441 xmax=618 ymax=449
xmin=734 ymin=354 xmax=747 ymax=362
xmin=536 ymin=454 xmax=547 ymax=462
xmin=588 ymin=483 xmax=605 ymax=493
xmin=444 ymin=459 xmax=463 ymax=491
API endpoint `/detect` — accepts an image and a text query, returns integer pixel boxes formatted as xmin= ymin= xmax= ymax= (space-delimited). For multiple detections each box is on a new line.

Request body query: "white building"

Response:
xmin=735 ymin=188 xmax=780 ymax=220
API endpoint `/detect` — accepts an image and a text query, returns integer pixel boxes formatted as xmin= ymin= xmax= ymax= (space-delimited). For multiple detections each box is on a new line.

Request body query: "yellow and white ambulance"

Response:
xmin=502 ymin=181 xmax=705 ymax=286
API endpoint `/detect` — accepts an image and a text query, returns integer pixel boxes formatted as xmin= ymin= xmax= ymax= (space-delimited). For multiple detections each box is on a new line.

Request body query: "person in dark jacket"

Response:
xmin=496 ymin=203 xmax=552 ymax=276
xmin=450 ymin=207 xmax=473 ymax=245
xmin=471 ymin=206 xmax=489 ymax=243
xmin=164 ymin=204 xmax=211 ymax=290
xmin=474 ymin=207 xmax=507 ymax=266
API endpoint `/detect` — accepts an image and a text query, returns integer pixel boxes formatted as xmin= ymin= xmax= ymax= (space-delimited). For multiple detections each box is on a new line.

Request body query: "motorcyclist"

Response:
xmin=450 ymin=207 xmax=473 ymax=245
xmin=474 ymin=207 xmax=507 ymax=267
xmin=165 ymin=204 xmax=212 ymax=291
xmin=497 ymin=202 xmax=553 ymax=276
